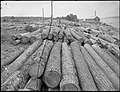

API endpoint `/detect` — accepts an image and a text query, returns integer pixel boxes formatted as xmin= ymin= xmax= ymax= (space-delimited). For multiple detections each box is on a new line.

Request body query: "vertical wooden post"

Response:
xmin=42 ymin=8 xmax=44 ymax=23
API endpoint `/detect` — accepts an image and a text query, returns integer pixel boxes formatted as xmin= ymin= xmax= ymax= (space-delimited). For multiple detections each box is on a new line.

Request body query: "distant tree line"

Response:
xmin=56 ymin=14 xmax=78 ymax=22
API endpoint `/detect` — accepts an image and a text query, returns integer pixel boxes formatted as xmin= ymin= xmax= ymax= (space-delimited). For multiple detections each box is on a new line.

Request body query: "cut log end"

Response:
xmin=30 ymin=36 xmax=36 ymax=44
xmin=28 ymin=64 xmax=44 ymax=78
xmin=48 ymin=34 xmax=53 ymax=40
xmin=61 ymin=83 xmax=78 ymax=91
xmin=21 ymin=36 xmax=30 ymax=44
xmin=85 ymin=39 xmax=93 ymax=45
xmin=44 ymin=71 xmax=61 ymax=88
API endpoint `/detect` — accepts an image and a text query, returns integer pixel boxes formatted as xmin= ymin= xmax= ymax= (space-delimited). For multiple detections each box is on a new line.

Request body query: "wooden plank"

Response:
xmin=81 ymin=46 xmax=116 ymax=91
xmin=84 ymin=44 xmax=119 ymax=90
xmin=71 ymin=41 xmax=98 ymax=91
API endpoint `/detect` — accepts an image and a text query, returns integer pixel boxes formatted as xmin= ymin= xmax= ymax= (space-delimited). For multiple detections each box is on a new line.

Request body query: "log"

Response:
xmin=21 ymin=36 xmax=30 ymax=44
xmin=18 ymin=89 xmax=31 ymax=91
xmin=29 ymin=36 xmax=37 ymax=44
xmin=84 ymin=44 xmax=119 ymax=90
xmin=48 ymin=87 xmax=59 ymax=91
xmin=89 ymin=38 xmax=97 ymax=44
xmin=71 ymin=41 xmax=98 ymax=91
xmin=48 ymin=27 xmax=55 ymax=39
xmin=58 ymin=39 xmax=63 ymax=43
xmin=1 ymin=47 xmax=24 ymax=67
xmin=84 ymin=39 xmax=93 ymax=45
xmin=74 ymin=27 xmax=88 ymax=41
xmin=69 ymin=28 xmax=84 ymax=44
xmin=112 ymin=35 xmax=119 ymax=41
xmin=37 ymin=40 xmax=54 ymax=78
xmin=34 ymin=32 xmax=42 ymax=40
xmin=19 ymin=40 xmax=46 ymax=78
xmin=63 ymin=28 xmax=72 ymax=40
xmin=80 ymin=46 xmax=116 ymax=91
xmin=107 ymin=45 xmax=120 ymax=59
xmin=98 ymin=34 xmax=116 ymax=43
xmin=24 ymin=78 xmax=42 ymax=91
xmin=102 ymin=48 xmax=119 ymax=64
xmin=1 ymin=70 xmax=29 ymax=91
xmin=41 ymin=27 xmax=50 ymax=39
xmin=11 ymin=35 xmax=17 ymax=40
xmin=92 ymin=44 xmax=119 ymax=76
xmin=64 ymin=36 xmax=69 ymax=44
xmin=53 ymin=27 xmax=60 ymax=37
xmin=16 ymin=34 xmax=22 ymax=40
xmin=114 ymin=40 xmax=120 ymax=47
xmin=53 ymin=35 xmax=59 ymax=42
xmin=11 ymin=39 xmax=21 ymax=45
xmin=44 ymin=42 xmax=61 ymax=88
xmin=60 ymin=42 xmax=80 ymax=91
xmin=58 ymin=29 xmax=64 ymax=39
xmin=1 ymin=39 xmax=43 ymax=84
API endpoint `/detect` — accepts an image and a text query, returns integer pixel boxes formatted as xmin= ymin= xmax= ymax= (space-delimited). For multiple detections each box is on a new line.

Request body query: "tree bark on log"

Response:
xmin=84 ymin=44 xmax=119 ymax=90
xmin=44 ymin=42 xmax=62 ymax=88
xmin=63 ymin=28 xmax=72 ymax=40
xmin=69 ymin=28 xmax=84 ymax=44
xmin=74 ymin=27 xmax=88 ymax=41
xmin=1 ymin=39 xmax=43 ymax=84
xmin=71 ymin=41 xmax=98 ymax=91
xmin=64 ymin=37 xmax=69 ymax=44
xmin=48 ymin=27 xmax=54 ymax=40
xmin=24 ymin=78 xmax=42 ymax=91
xmin=102 ymin=48 xmax=119 ymax=64
xmin=58 ymin=29 xmax=64 ymax=39
xmin=1 ymin=70 xmax=29 ymax=91
xmin=1 ymin=47 xmax=24 ymax=67
xmin=60 ymin=42 xmax=80 ymax=91
xmin=53 ymin=27 xmax=60 ymax=37
xmin=92 ymin=44 xmax=119 ymax=76
xmin=80 ymin=46 xmax=116 ymax=91
xmin=98 ymin=34 xmax=116 ymax=43
xmin=48 ymin=87 xmax=59 ymax=91
xmin=19 ymin=40 xmax=46 ymax=78
xmin=37 ymin=40 xmax=54 ymax=78
xmin=41 ymin=27 xmax=50 ymax=39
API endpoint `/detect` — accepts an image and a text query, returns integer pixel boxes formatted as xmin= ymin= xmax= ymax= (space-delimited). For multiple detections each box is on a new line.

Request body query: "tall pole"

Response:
xmin=95 ymin=10 xmax=96 ymax=17
xmin=50 ymin=1 xmax=53 ymax=26
xmin=42 ymin=8 xmax=44 ymax=23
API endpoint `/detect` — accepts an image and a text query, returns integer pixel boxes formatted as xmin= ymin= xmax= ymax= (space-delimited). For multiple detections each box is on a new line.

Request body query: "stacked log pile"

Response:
xmin=1 ymin=19 xmax=119 ymax=91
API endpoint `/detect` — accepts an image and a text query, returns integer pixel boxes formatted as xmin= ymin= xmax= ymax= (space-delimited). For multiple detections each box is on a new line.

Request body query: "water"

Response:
xmin=101 ymin=17 xmax=119 ymax=29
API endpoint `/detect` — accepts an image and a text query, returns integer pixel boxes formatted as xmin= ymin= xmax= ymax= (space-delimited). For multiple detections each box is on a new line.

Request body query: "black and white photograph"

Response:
xmin=1 ymin=1 xmax=119 ymax=91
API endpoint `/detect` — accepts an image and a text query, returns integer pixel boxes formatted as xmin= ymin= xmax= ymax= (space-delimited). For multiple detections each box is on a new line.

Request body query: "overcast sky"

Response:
xmin=1 ymin=1 xmax=119 ymax=19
